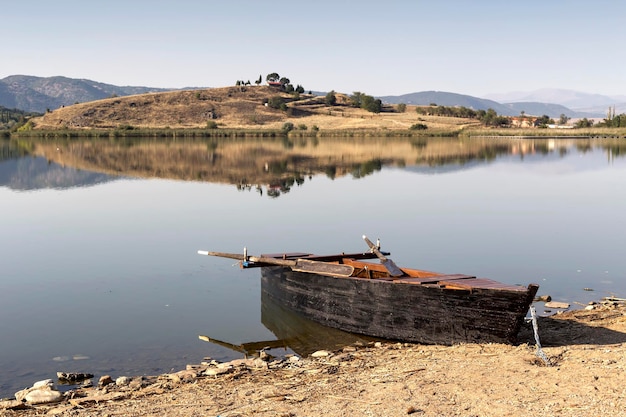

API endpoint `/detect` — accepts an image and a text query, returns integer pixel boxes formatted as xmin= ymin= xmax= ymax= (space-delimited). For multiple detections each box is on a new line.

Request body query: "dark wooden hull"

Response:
xmin=261 ymin=266 xmax=538 ymax=345
xmin=260 ymin=291 xmax=379 ymax=356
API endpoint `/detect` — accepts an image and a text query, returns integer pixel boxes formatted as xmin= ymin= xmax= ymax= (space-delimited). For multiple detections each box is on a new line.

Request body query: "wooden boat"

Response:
xmin=198 ymin=236 xmax=539 ymax=345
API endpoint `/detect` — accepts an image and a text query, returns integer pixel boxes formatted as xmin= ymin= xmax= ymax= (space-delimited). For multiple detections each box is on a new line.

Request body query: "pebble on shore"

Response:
xmin=13 ymin=379 xmax=63 ymax=406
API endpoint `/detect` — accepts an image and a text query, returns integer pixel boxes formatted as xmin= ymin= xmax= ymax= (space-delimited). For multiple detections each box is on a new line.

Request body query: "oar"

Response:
xmin=362 ymin=235 xmax=404 ymax=277
xmin=198 ymin=251 xmax=298 ymax=267
xmin=197 ymin=250 xmax=354 ymax=278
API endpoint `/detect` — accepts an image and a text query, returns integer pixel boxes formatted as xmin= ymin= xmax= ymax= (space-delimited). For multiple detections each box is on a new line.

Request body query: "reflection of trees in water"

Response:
xmin=477 ymin=144 xmax=512 ymax=161
xmin=351 ymin=159 xmax=383 ymax=178
xmin=593 ymin=141 xmax=626 ymax=158
xmin=576 ymin=142 xmax=593 ymax=153
xmin=418 ymin=140 xmax=583 ymax=166
xmin=281 ymin=137 xmax=294 ymax=149
xmin=410 ymin=138 xmax=428 ymax=150
xmin=420 ymin=144 xmax=511 ymax=167
xmin=241 ymin=159 xmax=382 ymax=198
xmin=1 ymin=140 xmax=32 ymax=161
xmin=608 ymin=145 xmax=626 ymax=157
xmin=533 ymin=143 xmax=551 ymax=155
xmin=15 ymin=136 xmax=626 ymax=197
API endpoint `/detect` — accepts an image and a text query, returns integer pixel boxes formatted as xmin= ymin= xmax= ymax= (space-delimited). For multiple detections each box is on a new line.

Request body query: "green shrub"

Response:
xmin=325 ymin=91 xmax=337 ymax=106
xmin=268 ymin=96 xmax=284 ymax=109
xmin=16 ymin=120 xmax=34 ymax=131
xmin=282 ymin=122 xmax=294 ymax=132
xmin=410 ymin=123 xmax=428 ymax=130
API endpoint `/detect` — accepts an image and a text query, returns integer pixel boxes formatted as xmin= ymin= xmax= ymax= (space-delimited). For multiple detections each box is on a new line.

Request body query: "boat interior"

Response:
xmin=264 ymin=252 xmax=529 ymax=291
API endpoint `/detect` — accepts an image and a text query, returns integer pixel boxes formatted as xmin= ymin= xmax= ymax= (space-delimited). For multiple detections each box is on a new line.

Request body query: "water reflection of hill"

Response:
xmin=0 ymin=155 xmax=117 ymax=191
xmin=5 ymin=136 xmax=625 ymax=195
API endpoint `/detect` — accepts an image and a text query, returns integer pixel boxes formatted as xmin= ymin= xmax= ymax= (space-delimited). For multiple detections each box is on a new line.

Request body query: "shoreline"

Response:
xmin=3 ymin=301 xmax=626 ymax=416
xmin=9 ymin=128 xmax=625 ymax=139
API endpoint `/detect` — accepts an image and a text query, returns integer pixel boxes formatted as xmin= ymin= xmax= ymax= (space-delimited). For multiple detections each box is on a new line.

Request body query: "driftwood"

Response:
xmin=68 ymin=392 xmax=128 ymax=406
xmin=544 ymin=301 xmax=570 ymax=309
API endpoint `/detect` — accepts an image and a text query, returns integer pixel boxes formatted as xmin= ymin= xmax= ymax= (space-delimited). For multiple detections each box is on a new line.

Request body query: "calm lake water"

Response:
xmin=1 ymin=136 xmax=625 ymax=397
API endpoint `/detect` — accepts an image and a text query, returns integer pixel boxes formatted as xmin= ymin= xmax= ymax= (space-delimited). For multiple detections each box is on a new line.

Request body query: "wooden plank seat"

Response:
xmin=438 ymin=278 xmax=528 ymax=291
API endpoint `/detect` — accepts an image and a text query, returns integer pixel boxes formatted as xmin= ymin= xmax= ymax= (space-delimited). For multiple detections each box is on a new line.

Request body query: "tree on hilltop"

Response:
xmin=264 ymin=72 xmax=300 ymax=94
xmin=350 ymin=92 xmax=364 ymax=108
xmin=361 ymin=95 xmax=382 ymax=113
xmin=325 ymin=90 xmax=337 ymax=106
xmin=350 ymin=91 xmax=381 ymax=113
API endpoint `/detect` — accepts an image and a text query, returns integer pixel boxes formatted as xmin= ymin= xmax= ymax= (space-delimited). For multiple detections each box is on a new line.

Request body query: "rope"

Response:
xmin=529 ymin=305 xmax=551 ymax=366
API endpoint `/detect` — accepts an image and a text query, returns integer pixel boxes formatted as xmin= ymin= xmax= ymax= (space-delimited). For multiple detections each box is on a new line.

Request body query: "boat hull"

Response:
xmin=260 ymin=291 xmax=378 ymax=356
xmin=261 ymin=266 xmax=538 ymax=345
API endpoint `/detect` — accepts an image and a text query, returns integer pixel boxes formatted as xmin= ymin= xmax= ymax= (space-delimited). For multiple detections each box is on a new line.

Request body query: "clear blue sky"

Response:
xmin=3 ymin=0 xmax=625 ymax=98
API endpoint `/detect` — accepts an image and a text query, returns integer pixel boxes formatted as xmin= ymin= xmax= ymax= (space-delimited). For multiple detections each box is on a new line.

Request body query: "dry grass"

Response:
xmin=464 ymin=127 xmax=626 ymax=138
xmin=30 ymin=86 xmax=478 ymax=134
xmin=27 ymin=85 xmax=626 ymax=138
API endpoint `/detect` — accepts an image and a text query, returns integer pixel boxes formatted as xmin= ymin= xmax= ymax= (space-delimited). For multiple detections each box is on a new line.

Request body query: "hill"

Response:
xmin=3 ymin=75 xmax=613 ymax=120
xmin=379 ymin=91 xmax=511 ymax=114
xmin=29 ymin=86 xmax=481 ymax=132
xmin=0 ymin=75 xmax=174 ymax=113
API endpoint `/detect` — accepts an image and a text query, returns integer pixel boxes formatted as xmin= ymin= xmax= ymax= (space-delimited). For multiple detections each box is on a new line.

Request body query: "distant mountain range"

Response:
xmin=483 ymin=88 xmax=626 ymax=111
xmin=379 ymin=90 xmax=625 ymax=118
xmin=2 ymin=75 xmax=625 ymax=119
xmin=0 ymin=75 xmax=172 ymax=113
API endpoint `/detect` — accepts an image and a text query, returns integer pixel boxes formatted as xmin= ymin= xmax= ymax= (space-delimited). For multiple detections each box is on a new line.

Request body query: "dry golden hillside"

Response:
xmin=31 ymin=85 xmax=480 ymax=132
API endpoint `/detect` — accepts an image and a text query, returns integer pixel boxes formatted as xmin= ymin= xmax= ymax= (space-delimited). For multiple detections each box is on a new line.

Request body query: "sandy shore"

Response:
xmin=2 ymin=303 xmax=626 ymax=417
